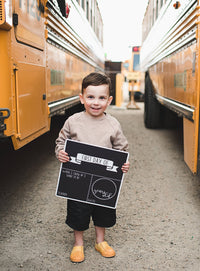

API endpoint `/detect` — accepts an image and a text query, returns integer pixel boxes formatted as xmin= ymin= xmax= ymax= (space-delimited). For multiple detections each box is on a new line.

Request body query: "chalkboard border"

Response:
xmin=56 ymin=139 xmax=129 ymax=209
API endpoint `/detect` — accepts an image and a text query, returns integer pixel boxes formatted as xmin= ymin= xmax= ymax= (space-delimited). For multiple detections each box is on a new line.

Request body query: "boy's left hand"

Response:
xmin=121 ymin=161 xmax=130 ymax=173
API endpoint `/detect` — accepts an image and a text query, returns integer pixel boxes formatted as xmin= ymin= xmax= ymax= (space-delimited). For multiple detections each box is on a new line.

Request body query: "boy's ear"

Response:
xmin=108 ymin=96 xmax=113 ymax=105
xmin=79 ymin=93 xmax=84 ymax=104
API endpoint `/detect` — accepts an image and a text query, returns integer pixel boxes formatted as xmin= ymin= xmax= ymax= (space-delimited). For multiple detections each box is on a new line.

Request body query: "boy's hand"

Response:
xmin=121 ymin=161 xmax=130 ymax=173
xmin=58 ymin=150 xmax=70 ymax=163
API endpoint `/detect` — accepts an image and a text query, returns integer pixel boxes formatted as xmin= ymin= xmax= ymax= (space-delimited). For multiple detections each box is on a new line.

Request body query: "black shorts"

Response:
xmin=66 ymin=199 xmax=116 ymax=231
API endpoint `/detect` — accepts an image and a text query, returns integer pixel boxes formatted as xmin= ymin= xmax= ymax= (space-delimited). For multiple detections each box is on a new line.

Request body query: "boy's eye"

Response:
xmin=87 ymin=95 xmax=94 ymax=99
xmin=99 ymin=96 xmax=106 ymax=100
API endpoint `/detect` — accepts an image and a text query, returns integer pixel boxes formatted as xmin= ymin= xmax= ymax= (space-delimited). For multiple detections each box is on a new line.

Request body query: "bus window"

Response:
xmin=133 ymin=54 xmax=140 ymax=71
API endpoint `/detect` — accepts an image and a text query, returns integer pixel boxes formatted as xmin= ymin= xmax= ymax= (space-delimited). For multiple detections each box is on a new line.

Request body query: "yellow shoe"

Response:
xmin=70 ymin=246 xmax=84 ymax=263
xmin=95 ymin=241 xmax=115 ymax=258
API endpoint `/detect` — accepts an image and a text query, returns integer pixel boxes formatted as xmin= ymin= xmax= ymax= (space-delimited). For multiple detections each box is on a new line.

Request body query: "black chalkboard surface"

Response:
xmin=56 ymin=139 xmax=129 ymax=209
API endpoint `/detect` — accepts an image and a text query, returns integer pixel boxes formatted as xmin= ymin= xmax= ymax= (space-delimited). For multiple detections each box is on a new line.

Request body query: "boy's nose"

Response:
xmin=93 ymin=98 xmax=99 ymax=104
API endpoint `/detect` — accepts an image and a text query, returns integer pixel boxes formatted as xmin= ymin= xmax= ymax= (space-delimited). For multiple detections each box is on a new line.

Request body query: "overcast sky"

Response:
xmin=98 ymin=0 xmax=148 ymax=61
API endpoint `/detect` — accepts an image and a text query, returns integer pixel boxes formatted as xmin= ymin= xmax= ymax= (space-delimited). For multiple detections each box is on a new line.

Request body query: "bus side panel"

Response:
xmin=44 ymin=4 xmax=99 ymax=105
xmin=16 ymin=0 xmax=45 ymax=50
xmin=46 ymin=44 xmax=93 ymax=104
xmin=11 ymin=63 xmax=50 ymax=149
xmin=149 ymin=44 xmax=197 ymax=107
xmin=115 ymin=73 xmax=124 ymax=107
xmin=149 ymin=43 xmax=199 ymax=173
xmin=14 ymin=64 xmax=48 ymax=139
xmin=141 ymin=0 xmax=200 ymax=174
xmin=0 ymin=31 xmax=15 ymax=137
xmin=10 ymin=0 xmax=50 ymax=149
xmin=1 ymin=0 xmax=104 ymax=150
xmin=183 ymin=118 xmax=198 ymax=173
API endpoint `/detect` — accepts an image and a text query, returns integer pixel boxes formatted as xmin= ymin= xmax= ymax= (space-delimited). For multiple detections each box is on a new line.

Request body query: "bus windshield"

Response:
xmin=133 ymin=54 xmax=140 ymax=71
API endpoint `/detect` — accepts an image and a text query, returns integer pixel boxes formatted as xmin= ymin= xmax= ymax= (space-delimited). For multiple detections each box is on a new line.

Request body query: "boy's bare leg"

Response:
xmin=95 ymin=226 xmax=105 ymax=243
xmin=70 ymin=230 xmax=84 ymax=263
xmin=95 ymin=226 xmax=115 ymax=257
xmin=74 ymin=230 xmax=84 ymax=246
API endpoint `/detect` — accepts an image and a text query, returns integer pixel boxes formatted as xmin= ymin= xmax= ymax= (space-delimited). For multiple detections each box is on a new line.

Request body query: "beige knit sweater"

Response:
xmin=55 ymin=111 xmax=128 ymax=158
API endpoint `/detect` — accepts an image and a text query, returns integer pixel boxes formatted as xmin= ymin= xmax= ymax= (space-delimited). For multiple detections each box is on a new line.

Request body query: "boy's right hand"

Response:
xmin=58 ymin=150 xmax=70 ymax=163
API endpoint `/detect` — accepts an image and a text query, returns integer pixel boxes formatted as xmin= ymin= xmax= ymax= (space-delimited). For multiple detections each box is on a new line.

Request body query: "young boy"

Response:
xmin=55 ymin=72 xmax=129 ymax=263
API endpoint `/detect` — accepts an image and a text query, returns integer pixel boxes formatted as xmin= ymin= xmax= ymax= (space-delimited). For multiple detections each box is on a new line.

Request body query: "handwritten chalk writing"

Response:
xmin=103 ymin=160 xmax=109 ymax=166
xmin=56 ymin=140 xmax=128 ymax=208
xmin=58 ymin=192 xmax=68 ymax=197
xmin=93 ymin=189 xmax=113 ymax=199
xmin=82 ymin=154 xmax=92 ymax=162
xmin=91 ymin=178 xmax=117 ymax=201
xmin=93 ymin=157 xmax=103 ymax=164
xmin=62 ymin=169 xmax=87 ymax=180
xmin=70 ymin=153 xmax=118 ymax=172
xmin=77 ymin=153 xmax=111 ymax=166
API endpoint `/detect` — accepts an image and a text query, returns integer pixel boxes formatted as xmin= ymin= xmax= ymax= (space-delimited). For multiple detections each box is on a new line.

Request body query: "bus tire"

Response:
xmin=161 ymin=106 xmax=178 ymax=129
xmin=144 ymin=73 xmax=161 ymax=128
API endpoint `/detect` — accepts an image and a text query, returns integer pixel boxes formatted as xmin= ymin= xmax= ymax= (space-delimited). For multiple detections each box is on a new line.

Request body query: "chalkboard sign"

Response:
xmin=56 ymin=139 xmax=129 ymax=209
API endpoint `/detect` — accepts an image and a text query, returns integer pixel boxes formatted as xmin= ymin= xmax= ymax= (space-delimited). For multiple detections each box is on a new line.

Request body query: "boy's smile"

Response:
xmin=79 ymin=85 xmax=113 ymax=118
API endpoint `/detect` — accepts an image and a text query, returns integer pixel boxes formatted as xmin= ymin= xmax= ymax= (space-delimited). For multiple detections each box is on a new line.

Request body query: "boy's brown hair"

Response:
xmin=82 ymin=72 xmax=112 ymax=95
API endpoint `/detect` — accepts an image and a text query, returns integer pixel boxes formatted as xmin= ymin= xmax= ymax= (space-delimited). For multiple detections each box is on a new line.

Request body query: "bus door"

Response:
xmin=11 ymin=0 xmax=48 ymax=149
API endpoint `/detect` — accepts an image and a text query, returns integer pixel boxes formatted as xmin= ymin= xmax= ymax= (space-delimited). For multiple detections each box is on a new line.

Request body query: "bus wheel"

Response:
xmin=144 ymin=74 xmax=161 ymax=128
xmin=161 ymin=106 xmax=178 ymax=129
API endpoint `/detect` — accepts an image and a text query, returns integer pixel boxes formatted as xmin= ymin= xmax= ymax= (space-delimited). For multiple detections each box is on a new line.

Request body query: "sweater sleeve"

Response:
xmin=111 ymin=120 xmax=129 ymax=151
xmin=55 ymin=119 xmax=71 ymax=158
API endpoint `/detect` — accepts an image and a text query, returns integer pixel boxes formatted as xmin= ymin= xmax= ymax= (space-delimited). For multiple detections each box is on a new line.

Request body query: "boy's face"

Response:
xmin=79 ymin=84 xmax=113 ymax=118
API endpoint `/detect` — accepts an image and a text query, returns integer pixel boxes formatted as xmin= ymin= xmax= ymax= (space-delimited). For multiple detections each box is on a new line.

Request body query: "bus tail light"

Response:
xmin=0 ymin=0 xmax=12 ymax=30
xmin=132 ymin=46 xmax=140 ymax=52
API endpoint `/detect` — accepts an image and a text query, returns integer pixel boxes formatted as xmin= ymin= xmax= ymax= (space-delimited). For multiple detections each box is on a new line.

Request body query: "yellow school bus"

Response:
xmin=0 ymin=0 xmax=104 ymax=150
xmin=127 ymin=46 xmax=144 ymax=101
xmin=140 ymin=0 xmax=200 ymax=174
